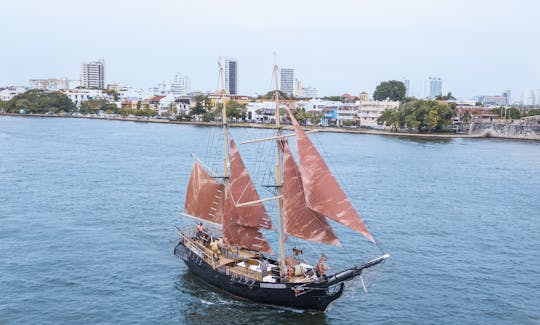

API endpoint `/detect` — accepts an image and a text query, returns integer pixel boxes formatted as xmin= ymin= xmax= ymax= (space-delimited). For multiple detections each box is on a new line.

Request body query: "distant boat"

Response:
xmin=174 ymin=63 xmax=389 ymax=312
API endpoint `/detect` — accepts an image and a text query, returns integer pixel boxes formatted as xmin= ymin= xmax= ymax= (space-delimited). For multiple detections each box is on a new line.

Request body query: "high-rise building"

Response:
xmin=171 ymin=73 xmax=190 ymax=95
xmin=424 ymin=77 xmax=442 ymax=99
xmin=294 ymin=79 xmax=304 ymax=97
xmin=221 ymin=57 xmax=238 ymax=95
xmin=522 ymin=88 xmax=535 ymax=106
xmin=80 ymin=59 xmax=105 ymax=89
xmin=502 ymin=89 xmax=511 ymax=105
xmin=280 ymin=68 xmax=294 ymax=97
xmin=403 ymin=79 xmax=410 ymax=97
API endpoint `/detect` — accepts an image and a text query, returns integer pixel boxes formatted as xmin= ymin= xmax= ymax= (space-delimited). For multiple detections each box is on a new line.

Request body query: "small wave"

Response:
xmin=200 ymin=299 xmax=215 ymax=305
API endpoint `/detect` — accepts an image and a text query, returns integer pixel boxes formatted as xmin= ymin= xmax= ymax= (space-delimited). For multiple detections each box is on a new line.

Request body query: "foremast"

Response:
xmin=219 ymin=61 xmax=229 ymax=210
xmin=273 ymin=65 xmax=286 ymax=277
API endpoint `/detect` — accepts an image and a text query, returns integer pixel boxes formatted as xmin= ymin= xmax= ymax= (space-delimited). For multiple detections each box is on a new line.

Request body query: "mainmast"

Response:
xmin=273 ymin=65 xmax=286 ymax=276
xmin=219 ymin=62 xmax=229 ymax=199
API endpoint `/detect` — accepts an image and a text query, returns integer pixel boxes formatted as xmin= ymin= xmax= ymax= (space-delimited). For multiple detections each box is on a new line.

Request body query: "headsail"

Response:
xmin=184 ymin=162 xmax=224 ymax=224
xmin=282 ymin=141 xmax=341 ymax=246
xmin=287 ymin=110 xmax=375 ymax=243
xmin=222 ymin=137 xmax=273 ymax=253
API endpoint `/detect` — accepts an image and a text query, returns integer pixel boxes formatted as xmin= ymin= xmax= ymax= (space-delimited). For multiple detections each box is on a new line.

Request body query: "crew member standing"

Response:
xmin=315 ymin=254 xmax=329 ymax=277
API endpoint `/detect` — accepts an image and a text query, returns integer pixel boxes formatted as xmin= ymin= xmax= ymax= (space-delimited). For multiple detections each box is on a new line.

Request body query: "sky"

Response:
xmin=1 ymin=0 xmax=539 ymax=100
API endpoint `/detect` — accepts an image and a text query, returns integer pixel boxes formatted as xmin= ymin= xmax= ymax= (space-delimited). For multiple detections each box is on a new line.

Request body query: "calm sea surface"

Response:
xmin=1 ymin=116 xmax=539 ymax=324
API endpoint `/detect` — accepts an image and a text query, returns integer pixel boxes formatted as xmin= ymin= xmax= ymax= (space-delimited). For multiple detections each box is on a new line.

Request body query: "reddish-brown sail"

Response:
xmin=222 ymin=193 xmax=273 ymax=253
xmin=184 ymin=162 xmax=223 ymax=224
xmin=282 ymin=141 xmax=341 ymax=246
xmin=221 ymin=137 xmax=273 ymax=253
xmin=227 ymin=138 xmax=272 ymax=230
xmin=287 ymin=110 xmax=375 ymax=243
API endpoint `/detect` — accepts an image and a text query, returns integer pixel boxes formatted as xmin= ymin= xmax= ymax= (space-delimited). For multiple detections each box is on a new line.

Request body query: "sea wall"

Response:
xmin=465 ymin=119 xmax=540 ymax=140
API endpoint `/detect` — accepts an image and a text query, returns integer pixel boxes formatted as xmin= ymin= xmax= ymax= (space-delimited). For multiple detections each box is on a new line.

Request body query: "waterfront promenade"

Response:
xmin=2 ymin=113 xmax=539 ymax=141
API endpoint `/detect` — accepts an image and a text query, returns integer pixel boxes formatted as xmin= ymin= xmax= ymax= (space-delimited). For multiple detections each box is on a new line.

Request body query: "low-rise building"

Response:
xmin=357 ymin=99 xmax=399 ymax=128
xmin=0 ymin=86 xmax=27 ymax=101
xmin=298 ymin=97 xmax=399 ymax=127
xmin=245 ymin=101 xmax=293 ymax=123
xmin=64 ymin=89 xmax=112 ymax=108
xmin=29 ymin=78 xmax=70 ymax=91
xmin=455 ymin=102 xmax=497 ymax=121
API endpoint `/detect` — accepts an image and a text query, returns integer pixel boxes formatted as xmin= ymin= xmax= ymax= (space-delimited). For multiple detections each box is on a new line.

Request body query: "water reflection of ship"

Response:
xmin=174 ymin=63 xmax=389 ymax=312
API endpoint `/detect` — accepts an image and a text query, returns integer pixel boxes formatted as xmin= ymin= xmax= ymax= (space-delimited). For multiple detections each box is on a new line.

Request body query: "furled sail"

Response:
xmin=282 ymin=141 xmax=341 ymax=246
xmin=184 ymin=162 xmax=223 ymax=224
xmin=222 ymin=137 xmax=273 ymax=253
xmin=287 ymin=110 xmax=375 ymax=243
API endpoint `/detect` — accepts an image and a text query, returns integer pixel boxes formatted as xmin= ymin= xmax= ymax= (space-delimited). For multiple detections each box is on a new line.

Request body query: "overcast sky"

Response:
xmin=1 ymin=0 xmax=539 ymax=100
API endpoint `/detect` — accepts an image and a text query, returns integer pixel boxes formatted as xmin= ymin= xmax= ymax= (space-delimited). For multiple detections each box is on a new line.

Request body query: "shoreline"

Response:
xmin=1 ymin=113 xmax=539 ymax=141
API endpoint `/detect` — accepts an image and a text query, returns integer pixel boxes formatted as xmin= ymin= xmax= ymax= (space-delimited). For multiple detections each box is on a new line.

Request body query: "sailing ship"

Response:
xmin=174 ymin=63 xmax=389 ymax=312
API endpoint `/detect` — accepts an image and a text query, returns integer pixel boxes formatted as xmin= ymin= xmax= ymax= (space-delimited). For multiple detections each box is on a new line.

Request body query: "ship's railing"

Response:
xmin=226 ymin=263 xmax=263 ymax=282
xmin=178 ymin=227 xmax=218 ymax=268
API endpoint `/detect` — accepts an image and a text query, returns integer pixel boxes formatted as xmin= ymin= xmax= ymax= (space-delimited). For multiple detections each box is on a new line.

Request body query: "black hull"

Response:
xmin=174 ymin=241 xmax=346 ymax=312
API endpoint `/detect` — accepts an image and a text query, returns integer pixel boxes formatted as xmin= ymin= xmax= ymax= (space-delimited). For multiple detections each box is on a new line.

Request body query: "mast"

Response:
xmin=273 ymin=65 xmax=286 ymax=276
xmin=219 ymin=62 xmax=229 ymax=206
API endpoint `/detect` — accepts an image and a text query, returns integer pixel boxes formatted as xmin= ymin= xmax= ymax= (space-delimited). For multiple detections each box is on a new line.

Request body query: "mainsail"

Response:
xmin=287 ymin=110 xmax=375 ymax=243
xmin=222 ymin=138 xmax=273 ymax=253
xmin=184 ymin=162 xmax=223 ymax=224
xmin=282 ymin=141 xmax=341 ymax=246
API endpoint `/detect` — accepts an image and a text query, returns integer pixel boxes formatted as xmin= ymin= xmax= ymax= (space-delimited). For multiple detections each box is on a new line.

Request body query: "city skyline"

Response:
xmin=1 ymin=0 xmax=539 ymax=99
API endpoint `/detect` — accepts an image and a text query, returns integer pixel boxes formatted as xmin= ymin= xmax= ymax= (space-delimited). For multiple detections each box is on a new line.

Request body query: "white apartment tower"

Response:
xmin=424 ymin=77 xmax=442 ymax=99
xmin=171 ymin=73 xmax=190 ymax=95
xmin=280 ymin=68 xmax=294 ymax=97
xmin=81 ymin=59 xmax=105 ymax=89
xmin=403 ymin=79 xmax=410 ymax=97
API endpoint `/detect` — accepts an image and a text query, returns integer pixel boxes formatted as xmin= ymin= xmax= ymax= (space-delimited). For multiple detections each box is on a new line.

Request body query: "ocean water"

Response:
xmin=0 ymin=116 xmax=539 ymax=324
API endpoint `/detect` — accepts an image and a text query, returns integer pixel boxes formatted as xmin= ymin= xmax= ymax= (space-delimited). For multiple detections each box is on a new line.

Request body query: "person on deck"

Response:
xmin=315 ymin=254 xmax=329 ymax=277
xmin=210 ymin=238 xmax=219 ymax=261
xmin=196 ymin=223 xmax=207 ymax=241
xmin=259 ymin=259 xmax=269 ymax=277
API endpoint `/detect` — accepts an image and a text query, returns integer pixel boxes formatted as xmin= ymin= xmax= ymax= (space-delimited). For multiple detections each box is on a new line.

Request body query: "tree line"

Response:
xmin=378 ymin=99 xmax=457 ymax=132
xmin=2 ymin=89 xmax=75 ymax=114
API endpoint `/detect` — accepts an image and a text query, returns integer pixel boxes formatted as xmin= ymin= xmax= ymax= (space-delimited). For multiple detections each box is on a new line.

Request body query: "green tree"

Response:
xmin=225 ymin=100 xmax=246 ymax=120
xmin=435 ymin=92 xmax=456 ymax=100
xmin=492 ymin=107 xmax=521 ymax=119
xmin=373 ymin=80 xmax=406 ymax=101
xmin=378 ymin=99 xmax=456 ymax=132
xmin=79 ymin=99 xmax=109 ymax=114
xmin=104 ymin=103 xmax=119 ymax=114
xmin=308 ymin=111 xmax=323 ymax=125
xmin=202 ymin=110 xmax=217 ymax=122
xmin=7 ymin=90 xmax=75 ymax=113
xmin=190 ymin=95 xmax=211 ymax=117
xmin=106 ymin=89 xmax=119 ymax=101
xmin=119 ymin=107 xmax=132 ymax=117
xmin=526 ymin=108 xmax=540 ymax=116
xmin=293 ymin=107 xmax=309 ymax=124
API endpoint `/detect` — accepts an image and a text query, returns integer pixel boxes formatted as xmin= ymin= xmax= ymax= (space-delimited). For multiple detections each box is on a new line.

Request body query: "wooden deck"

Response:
xmin=180 ymin=231 xmax=314 ymax=284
